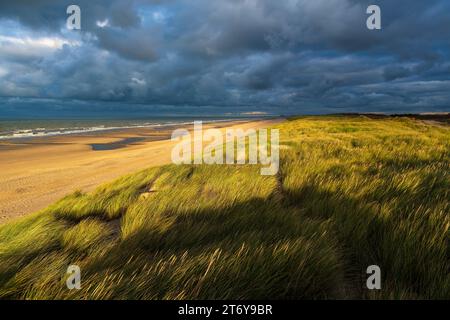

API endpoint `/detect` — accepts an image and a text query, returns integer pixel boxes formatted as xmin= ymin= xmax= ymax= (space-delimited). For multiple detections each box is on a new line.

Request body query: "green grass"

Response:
xmin=0 ymin=115 xmax=448 ymax=299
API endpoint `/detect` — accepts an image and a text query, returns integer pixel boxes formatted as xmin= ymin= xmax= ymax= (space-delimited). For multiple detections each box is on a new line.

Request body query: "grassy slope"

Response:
xmin=0 ymin=116 xmax=448 ymax=299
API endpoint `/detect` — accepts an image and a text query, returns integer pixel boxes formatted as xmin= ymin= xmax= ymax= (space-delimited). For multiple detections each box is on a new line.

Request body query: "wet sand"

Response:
xmin=0 ymin=119 xmax=282 ymax=224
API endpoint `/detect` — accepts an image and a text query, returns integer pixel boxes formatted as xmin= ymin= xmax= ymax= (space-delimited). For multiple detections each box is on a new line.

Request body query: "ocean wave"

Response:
xmin=0 ymin=118 xmax=250 ymax=140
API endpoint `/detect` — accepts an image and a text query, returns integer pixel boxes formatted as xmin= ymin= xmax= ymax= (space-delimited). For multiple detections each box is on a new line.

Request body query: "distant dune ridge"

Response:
xmin=334 ymin=112 xmax=450 ymax=123
xmin=0 ymin=115 xmax=448 ymax=299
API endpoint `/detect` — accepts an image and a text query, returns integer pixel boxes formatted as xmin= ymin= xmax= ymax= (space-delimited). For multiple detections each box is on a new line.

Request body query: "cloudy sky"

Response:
xmin=0 ymin=0 xmax=450 ymax=117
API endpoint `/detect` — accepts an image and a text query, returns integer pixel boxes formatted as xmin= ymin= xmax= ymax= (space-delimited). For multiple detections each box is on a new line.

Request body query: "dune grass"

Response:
xmin=0 ymin=115 xmax=448 ymax=299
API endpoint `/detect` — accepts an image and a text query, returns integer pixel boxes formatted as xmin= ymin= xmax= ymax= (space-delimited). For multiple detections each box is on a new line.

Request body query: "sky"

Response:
xmin=0 ymin=0 xmax=450 ymax=117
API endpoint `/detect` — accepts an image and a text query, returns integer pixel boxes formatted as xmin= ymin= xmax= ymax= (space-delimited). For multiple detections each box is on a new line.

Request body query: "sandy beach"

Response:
xmin=0 ymin=119 xmax=281 ymax=224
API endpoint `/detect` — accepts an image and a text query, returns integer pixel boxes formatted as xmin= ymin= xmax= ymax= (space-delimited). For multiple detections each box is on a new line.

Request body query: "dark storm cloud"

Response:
xmin=0 ymin=0 xmax=449 ymax=114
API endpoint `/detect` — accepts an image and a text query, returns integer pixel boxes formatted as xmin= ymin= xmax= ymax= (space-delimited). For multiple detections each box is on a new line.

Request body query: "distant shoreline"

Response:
xmin=0 ymin=116 xmax=277 ymax=142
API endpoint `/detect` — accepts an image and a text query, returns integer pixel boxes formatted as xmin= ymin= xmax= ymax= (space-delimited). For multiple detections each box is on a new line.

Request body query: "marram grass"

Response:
xmin=0 ymin=116 xmax=448 ymax=299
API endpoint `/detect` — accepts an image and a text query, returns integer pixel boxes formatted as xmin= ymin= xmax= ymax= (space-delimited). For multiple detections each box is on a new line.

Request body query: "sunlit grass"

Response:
xmin=0 ymin=115 xmax=448 ymax=299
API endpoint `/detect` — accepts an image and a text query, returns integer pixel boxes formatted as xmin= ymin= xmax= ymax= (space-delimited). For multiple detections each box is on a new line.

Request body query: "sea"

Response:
xmin=0 ymin=114 xmax=273 ymax=140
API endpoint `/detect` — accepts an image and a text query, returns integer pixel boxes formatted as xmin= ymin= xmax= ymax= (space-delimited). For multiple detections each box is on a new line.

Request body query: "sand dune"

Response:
xmin=0 ymin=119 xmax=281 ymax=224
